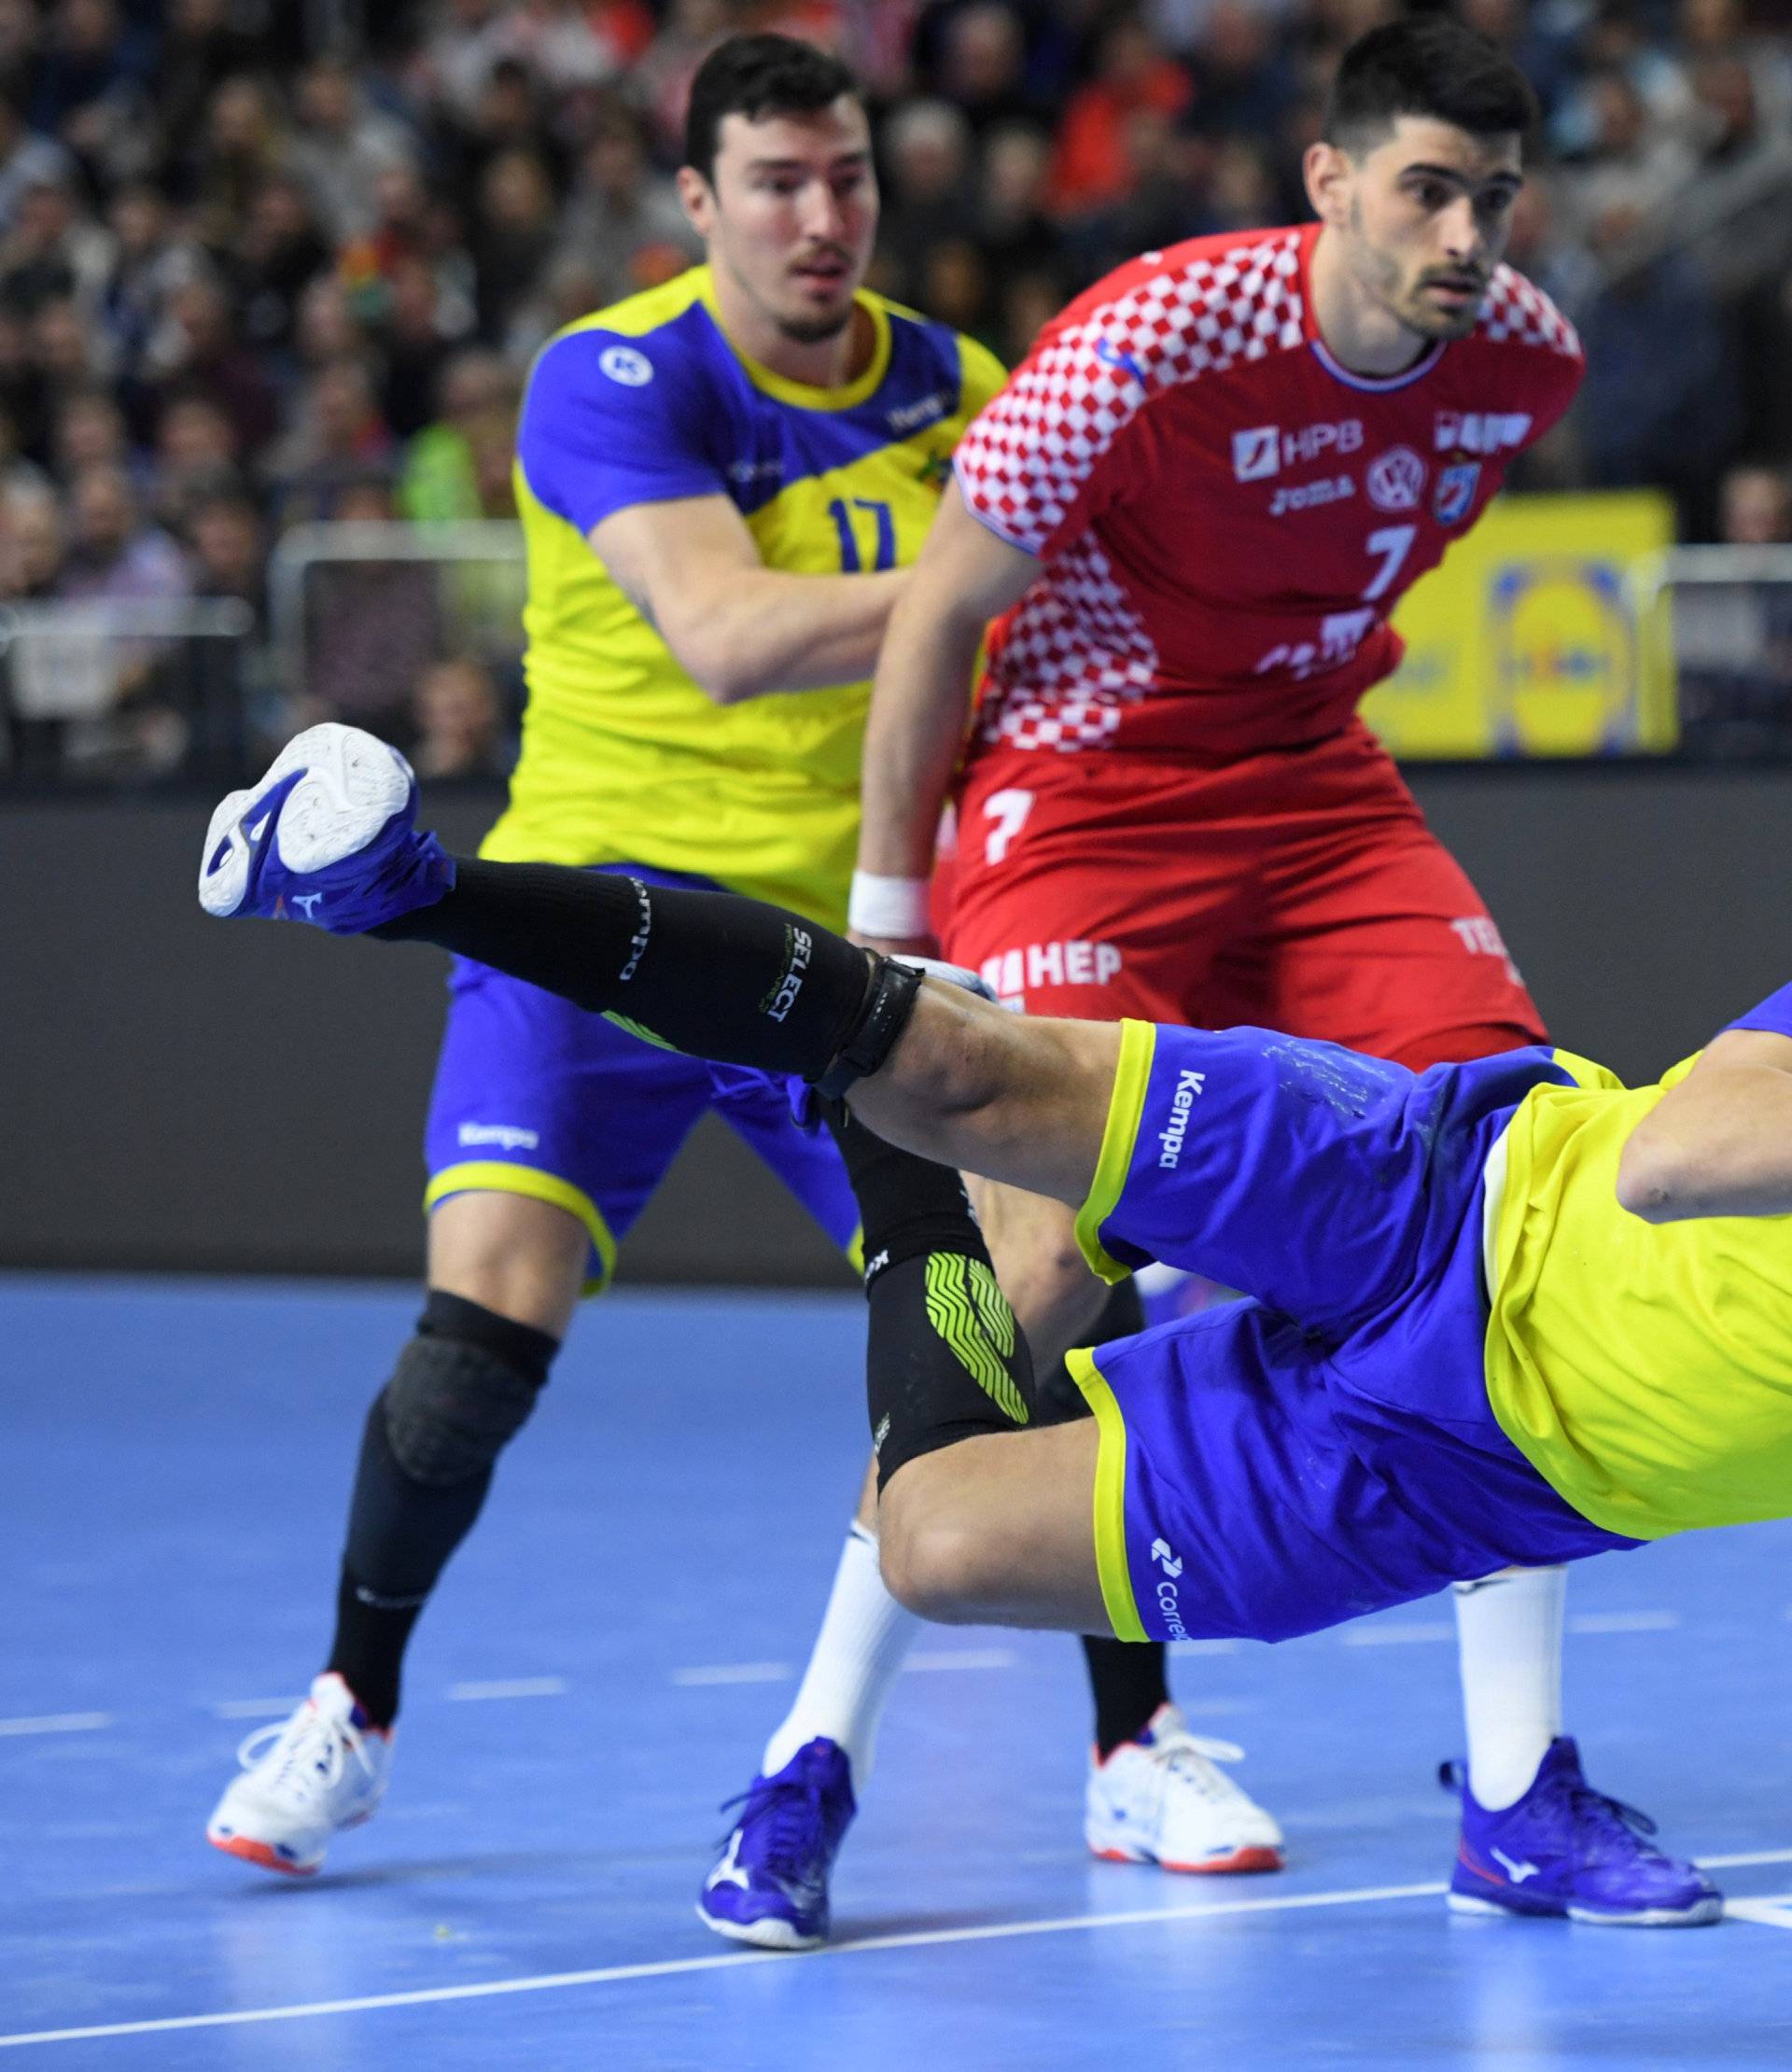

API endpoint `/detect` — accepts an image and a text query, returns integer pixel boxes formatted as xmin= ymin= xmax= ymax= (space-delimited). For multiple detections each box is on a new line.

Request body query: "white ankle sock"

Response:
xmin=760 ymin=1523 xmax=919 ymax=1785
xmin=1452 ymin=1564 xmax=1566 ymax=1810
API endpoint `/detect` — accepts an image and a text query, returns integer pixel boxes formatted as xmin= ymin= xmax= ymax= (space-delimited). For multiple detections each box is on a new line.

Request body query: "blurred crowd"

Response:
xmin=0 ymin=0 xmax=1789 ymax=781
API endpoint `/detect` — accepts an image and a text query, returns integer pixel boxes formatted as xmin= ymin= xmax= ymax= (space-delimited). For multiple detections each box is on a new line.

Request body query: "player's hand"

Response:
xmin=849 ymin=930 xmax=940 ymax=959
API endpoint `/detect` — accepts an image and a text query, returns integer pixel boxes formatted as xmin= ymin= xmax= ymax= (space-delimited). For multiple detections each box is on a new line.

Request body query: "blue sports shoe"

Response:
xmin=696 ymin=1738 xmax=856 ymax=1950
xmin=198 ymin=723 xmax=454 ymax=933
xmin=1443 ymin=1737 xmax=1721 ymax=1925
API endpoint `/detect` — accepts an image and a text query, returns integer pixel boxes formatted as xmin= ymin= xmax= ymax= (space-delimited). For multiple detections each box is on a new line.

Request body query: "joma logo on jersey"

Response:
xmin=1156 ymin=1069 xmax=1207 ymax=1168
xmin=1269 ymin=475 xmax=1353 ymax=517
xmin=1233 ymin=418 xmax=1364 ymax=481
xmin=1434 ymin=410 xmax=1532 ymax=455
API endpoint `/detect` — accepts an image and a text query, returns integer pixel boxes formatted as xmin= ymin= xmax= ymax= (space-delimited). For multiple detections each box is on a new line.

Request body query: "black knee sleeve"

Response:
xmin=380 ymin=1291 xmax=557 ymax=1486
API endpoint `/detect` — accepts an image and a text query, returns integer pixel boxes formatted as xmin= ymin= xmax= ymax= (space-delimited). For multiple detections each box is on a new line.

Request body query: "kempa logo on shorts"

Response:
xmin=1156 ymin=1069 xmax=1207 ymax=1168
xmin=618 ymin=876 xmax=652 ymax=982
xmin=598 ymin=344 xmax=653 ymax=386
xmin=457 ymin=1123 xmax=540 ymax=1152
xmin=1151 ymin=1536 xmax=1188 ymax=1639
xmin=762 ymin=925 xmax=812 ymax=1023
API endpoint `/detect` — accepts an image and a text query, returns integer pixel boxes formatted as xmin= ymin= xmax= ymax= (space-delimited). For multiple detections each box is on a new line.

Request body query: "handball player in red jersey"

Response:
xmin=828 ymin=14 xmax=1713 ymax=1925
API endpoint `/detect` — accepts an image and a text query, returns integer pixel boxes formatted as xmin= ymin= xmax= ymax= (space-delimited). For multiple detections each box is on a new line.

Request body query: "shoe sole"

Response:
xmin=1091 ymin=1842 xmax=1284 ymax=1874
xmin=206 ymin=1828 xmax=322 ymax=1877
xmin=1448 ymin=1891 xmax=1723 ymax=1927
xmin=199 ymin=724 xmax=412 ymax=918
xmin=694 ymin=1900 xmax=824 ymax=1952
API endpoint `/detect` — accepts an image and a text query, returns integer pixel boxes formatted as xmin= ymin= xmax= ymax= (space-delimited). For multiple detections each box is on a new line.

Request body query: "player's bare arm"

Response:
xmin=850 ymin=483 xmax=1039 ymax=945
xmin=1617 ymin=1029 xmax=1792 ymax=1223
xmin=590 ymin=494 xmax=906 ymax=704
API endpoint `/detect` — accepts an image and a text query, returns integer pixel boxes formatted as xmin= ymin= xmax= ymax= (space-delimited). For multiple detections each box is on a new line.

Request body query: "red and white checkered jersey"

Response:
xmin=955 ymin=220 xmax=1581 ymax=761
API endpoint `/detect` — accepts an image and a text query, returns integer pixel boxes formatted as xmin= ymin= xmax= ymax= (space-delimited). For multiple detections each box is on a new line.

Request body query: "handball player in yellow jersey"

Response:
xmin=203 ymin=36 xmax=1007 ymax=1934
xmin=203 ymin=735 xmax=1784 ymax=1927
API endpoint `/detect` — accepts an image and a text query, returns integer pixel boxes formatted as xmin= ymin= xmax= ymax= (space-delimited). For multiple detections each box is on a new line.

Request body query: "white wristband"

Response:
xmin=847 ymin=870 xmax=931 ymax=939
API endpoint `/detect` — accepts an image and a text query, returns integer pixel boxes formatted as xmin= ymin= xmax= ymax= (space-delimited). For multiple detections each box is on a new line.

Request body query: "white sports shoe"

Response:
xmin=1085 ymin=1703 xmax=1284 ymax=1874
xmin=206 ymin=1673 xmax=393 ymax=1876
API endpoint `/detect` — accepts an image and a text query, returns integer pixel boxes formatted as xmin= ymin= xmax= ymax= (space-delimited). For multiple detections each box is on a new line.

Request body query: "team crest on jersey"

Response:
xmin=1365 ymin=445 xmax=1426 ymax=512
xmin=599 ymin=345 xmax=653 ymax=386
xmin=1434 ymin=461 xmax=1481 ymax=526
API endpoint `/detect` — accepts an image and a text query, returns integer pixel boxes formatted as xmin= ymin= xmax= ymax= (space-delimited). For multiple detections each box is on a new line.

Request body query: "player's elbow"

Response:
xmin=669 ymin=627 xmax=764 ymax=706
xmin=1615 ymin=1128 xmax=1694 ymax=1223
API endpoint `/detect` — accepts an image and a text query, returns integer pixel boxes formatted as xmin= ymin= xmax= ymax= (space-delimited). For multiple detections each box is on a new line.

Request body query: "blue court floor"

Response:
xmin=6 ymin=1275 xmax=1792 ymax=2070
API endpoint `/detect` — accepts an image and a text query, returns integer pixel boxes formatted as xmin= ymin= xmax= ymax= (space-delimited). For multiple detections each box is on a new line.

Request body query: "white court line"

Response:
xmin=8 ymin=1849 xmax=1792 ymax=2049
xmin=209 ymin=1697 xmax=305 ymax=1721
xmin=0 ymin=1877 xmax=1449 ymax=2050
xmin=1169 ymin=1638 xmax=1240 ymax=1657
xmin=1340 ymin=1622 xmax=1455 ymax=1647
xmin=903 ymin=1649 xmax=1017 ymax=1673
xmin=0 ymin=1712 xmax=110 ymax=1737
xmin=447 ymin=1678 xmax=567 ymax=1702
xmin=671 ymin=1661 xmax=792 ymax=1687
xmin=1725 ymin=1893 xmax=1792 ymax=1928
xmin=1566 ymin=1610 xmax=1680 ymax=1634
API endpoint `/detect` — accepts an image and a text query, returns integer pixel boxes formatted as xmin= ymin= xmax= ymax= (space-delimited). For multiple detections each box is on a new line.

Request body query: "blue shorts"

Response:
xmin=424 ymin=864 xmax=859 ymax=1291
xmin=1068 ymin=1021 xmax=1637 ymax=1643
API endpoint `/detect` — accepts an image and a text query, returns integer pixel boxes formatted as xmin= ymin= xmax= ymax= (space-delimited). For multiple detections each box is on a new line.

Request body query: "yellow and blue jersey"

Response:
xmin=1067 ymin=985 xmax=1792 ymax=1647
xmin=1482 ymin=1022 xmax=1792 ymax=1541
xmin=481 ymin=265 xmax=1005 ymax=930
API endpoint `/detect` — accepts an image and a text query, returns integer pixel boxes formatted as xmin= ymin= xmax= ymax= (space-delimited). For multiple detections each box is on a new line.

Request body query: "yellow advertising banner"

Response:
xmin=1362 ymin=490 xmax=1676 ymax=758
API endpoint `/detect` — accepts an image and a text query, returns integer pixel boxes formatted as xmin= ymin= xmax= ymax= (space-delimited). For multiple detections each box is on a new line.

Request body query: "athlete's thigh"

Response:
xmin=1259 ymin=751 xmax=1546 ymax=1066
xmin=878 ymin=1418 xmax=1108 ymax=1632
xmin=428 ymin=1190 xmax=591 ymax=1337
xmin=1078 ymin=1016 xmax=1438 ymax=1334
xmin=425 ymin=953 xmax=714 ymax=1295
xmin=1071 ymin=1303 xmax=1475 ymax=1645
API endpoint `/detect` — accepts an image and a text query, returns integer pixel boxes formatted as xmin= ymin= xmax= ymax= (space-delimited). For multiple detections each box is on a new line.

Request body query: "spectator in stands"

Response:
xmin=0 ymin=174 xmax=109 ymax=319
xmin=1566 ymin=67 xmax=1696 ymax=231
xmin=399 ymin=347 xmax=518 ymax=524
xmin=1717 ymin=461 xmax=1792 ymax=546
xmin=977 ymin=124 xmax=1058 ymax=283
xmin=148 ymin=273 xmax=282 ymax=458
xmin=152 ymin=388 xmax=243 ymax=531
xmin=409 ymin=651 xmax=513 ymax=779
xmin=33 ymin=293 xmax=104 ymax=393
xmin=469 ymin=146 xmax=560 ymax=347
xmin=0 ymin=91 xmax=73 ymax=238
xmin=1048 ymin=14 xmax=1192 ymax=218
xmin=98 ymin=182 xmax=203 ymax=387
xmin=1578 ymin=202 xmax=1740 ymax=532
xmin=0 ymin=478 xmax=63 ymax=599
xmin=268 ymin=357 xmax=396 ymax=526
xmin=289 ymin=52 xmax=421 ymax=246
xmin=51 ymin=385 xmax=140 ymax=489
xmin=182 ymin=75 xmax=294 ymax=241
xmin=58 ymin=461 xmax=189 ymax=607
xmin=552 ymin=108 xmax=698 ymax=307
xmin=879 ymin=99 xmax=975 ymax=301
xmin=186 ymin=483 xmax=268 ymax=626
xmin=933 ymin=3 xmax=1039 ymax=140
xmin=228 ymin=175 xmax=333 ymax=361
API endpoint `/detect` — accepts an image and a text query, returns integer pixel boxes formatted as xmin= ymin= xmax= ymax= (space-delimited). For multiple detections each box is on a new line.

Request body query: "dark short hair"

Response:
xmin=683 ymin=33 xmax=861 ymax=183
xmin=1323 ymin=17 xmax=1539 ymax=154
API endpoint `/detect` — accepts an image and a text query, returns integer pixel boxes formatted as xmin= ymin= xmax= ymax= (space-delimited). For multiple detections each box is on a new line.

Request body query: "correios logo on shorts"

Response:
xmin=1156 ymin=1069 xmax=1206 ymax=1168
xmin=1150 ymin=1536 xmax=1188 ymax=1639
